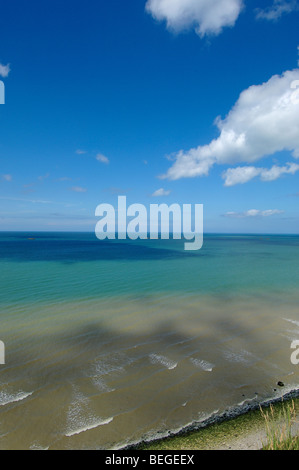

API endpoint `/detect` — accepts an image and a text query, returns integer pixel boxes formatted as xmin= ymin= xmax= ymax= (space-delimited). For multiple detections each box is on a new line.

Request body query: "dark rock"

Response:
xmin=277 ymin=381 xmax=284 ymax=387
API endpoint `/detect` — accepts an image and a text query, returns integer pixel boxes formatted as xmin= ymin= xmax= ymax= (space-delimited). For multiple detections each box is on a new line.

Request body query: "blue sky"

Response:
xmin=0 ymin=0 xmax=299 ymax=233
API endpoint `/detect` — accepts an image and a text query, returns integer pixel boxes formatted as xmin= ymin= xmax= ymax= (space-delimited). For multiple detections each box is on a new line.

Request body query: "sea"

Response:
xmin=0 ymin=232 xmax=298 ymax=450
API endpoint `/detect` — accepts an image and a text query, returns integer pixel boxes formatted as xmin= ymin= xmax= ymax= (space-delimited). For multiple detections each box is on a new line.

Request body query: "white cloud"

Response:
xmin=151 ymin=188 xmax=171 ymax=197
xmin=2 ymin=174 xmax=12 ymax=182
xmin=223 ymin=162 xmax=299 ymax=186
xmin=146 ymin=0 xmax=244 ymax=37
xmin=96 ymin=153 xmax=110 ymax=164
xmin=162 ymin=69 xmax=299 ymax=184
xmin=0 ymin=64 xmax=10 ymax=78
xmin=75 ymin=149 xmax=87 ymax=155
xmin=223 ymin=166 xmax=261 ymax=186
xmin=225 ymin=209 xmax=284 ymax=218
xmin=70 ymin=186 xmax=87 ymax=193
xmin=256 ymin=0 xmax=299 ymax=21
xmin=260 ymin=162 xmax=299 ymax=181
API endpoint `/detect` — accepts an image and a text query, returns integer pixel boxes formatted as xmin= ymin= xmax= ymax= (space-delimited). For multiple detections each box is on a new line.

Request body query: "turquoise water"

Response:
xmin=0 ymin=233 xmax=298 ymax=449
xmin=1 ymin=233 xmax=299 ymax=303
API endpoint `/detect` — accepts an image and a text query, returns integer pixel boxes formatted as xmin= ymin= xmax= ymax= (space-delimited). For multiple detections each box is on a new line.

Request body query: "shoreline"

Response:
xmin=125 ymin=387 xmax=299 ymax=451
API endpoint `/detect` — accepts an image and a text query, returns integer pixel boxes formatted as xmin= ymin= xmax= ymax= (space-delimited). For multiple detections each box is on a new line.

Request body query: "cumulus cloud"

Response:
xmin=151 ymin=188 xmax=171 ymax=197
xmin=146 ymin=0 xmax=244 ymax=37
xmin=162 ymin=69 xmax=299 ymax=184
xmin=223 ymin=162 xmax=299 ymax=186
xmin=0 ymin=64 xmax=10 ymax=78
xmin=225 ymin=209 xmax=284 ymax=218
xmin=96 ymin=153 xmax=110 ymax=164
xmin=256 ymin=0 xmax=299 ymax=21
xmin=222 ymin=166 xmax=261 ymax=186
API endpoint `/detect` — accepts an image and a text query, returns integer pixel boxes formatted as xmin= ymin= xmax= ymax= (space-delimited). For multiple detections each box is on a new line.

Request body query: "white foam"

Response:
xmin=237 ymin=396 xmax=258 ymax=407
xmin=261 ymin=383 xmax=299 ymax=406
xmin=224 ymin=349 xmax=256 ymax=365
xmin=66 ymin=417 xmax=113 ymax=437
xmin=92 ymin=355 xmax=128 ymax=392
xmin=284 ymin=318 xmax=299 ymax=328
xmin=94 ymin=359 xmax=124 ymax=376
xmin=30 ymin=443 xmax=50 ymax=451
xmin=0 ymin=391 xmax=33 ymax=407
xmin=281 ymin=331 xmax=299 ymax=344
xmin=149 ymin=354 xmax=178 ymax=370
xmin=66 ymin=385 xmax=114 ymax=438
xmin=190 ymin=358 xmax=214 ymax=372
xmin=92 ymin=377 xmax=115 ymax=393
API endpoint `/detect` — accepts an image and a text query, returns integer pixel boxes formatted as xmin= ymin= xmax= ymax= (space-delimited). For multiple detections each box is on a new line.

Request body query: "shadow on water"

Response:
xmin=0 ymin=236 xmax=203 ymax=263
xmin=0 ymin=300 xmax=297 ymax=450
xmin=1 ymin=233 xmax=299 ymax=265
xmin=0 ymin=313 xmax=278 ymax=386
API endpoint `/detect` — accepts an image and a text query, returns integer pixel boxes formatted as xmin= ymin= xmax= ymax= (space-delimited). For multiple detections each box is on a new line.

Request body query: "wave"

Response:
xmin=65 ymin=417 xmax=114 ymax=437
xmin=237 ymin=396 xmax=258 ymax=407
xmin=91 ymin=353 xmax=134 ymax=392
xmin=66 ymin=385 xmax=114 ymax=438
xmin=190 ymin=358 xmax=214 ymax=372
xmin=0 ymin=391 xmax=33 ymax=407
xmin=223 ymin=348 xmax=256 ymax=365
xmin=284 ymin=318 xmax=299 ymax=328
xmin=149 ymin=354 xmax=178 ymax=370
xmin=30 ymin=443 xmax=50 ymax=451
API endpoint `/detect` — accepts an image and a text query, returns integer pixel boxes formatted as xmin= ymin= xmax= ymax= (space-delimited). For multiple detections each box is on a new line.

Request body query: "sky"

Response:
xmin=0 ymin=0 xmax=299 ymax=233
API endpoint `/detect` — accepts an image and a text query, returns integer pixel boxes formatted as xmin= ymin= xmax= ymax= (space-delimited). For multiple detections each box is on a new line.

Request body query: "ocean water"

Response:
xmin=0 ymin=232 xmax=298 ymax=450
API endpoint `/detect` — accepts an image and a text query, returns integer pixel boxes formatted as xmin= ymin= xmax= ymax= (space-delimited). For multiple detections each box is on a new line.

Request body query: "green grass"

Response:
xmin=136 ymin=408 xmax=265 ymax=450
xmin=135 ymin=397 xmax=299 ymax=451
xmin=261 ymin=401 xmax=299 ymax=450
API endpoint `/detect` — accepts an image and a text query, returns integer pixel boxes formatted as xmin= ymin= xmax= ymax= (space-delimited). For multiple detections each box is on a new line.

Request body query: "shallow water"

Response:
xmin=0 ymin=233 xmax=298 ymax=449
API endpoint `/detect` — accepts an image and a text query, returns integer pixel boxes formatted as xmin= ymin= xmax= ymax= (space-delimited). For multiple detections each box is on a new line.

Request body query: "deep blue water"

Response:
xmin=0 ymin=232 xmax=299 ymax=304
